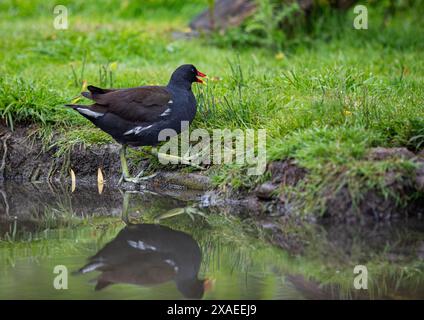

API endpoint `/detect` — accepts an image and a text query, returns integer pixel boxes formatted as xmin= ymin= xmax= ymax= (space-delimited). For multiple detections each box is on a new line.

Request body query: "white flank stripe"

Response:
xmin=80 ymin=262 xmax=104 ymax=274
xmin=123 ymin=125 xmax=153 ymax=136
xmin=160 ymin=108 xmax=171 ymax=117
xmin=128 ymin=240 xmax=156 ymax=251
xmin=165 ymin=259 xmax=179 ymax=272
xmin=77 ymin=108 xmax=104 ymax=118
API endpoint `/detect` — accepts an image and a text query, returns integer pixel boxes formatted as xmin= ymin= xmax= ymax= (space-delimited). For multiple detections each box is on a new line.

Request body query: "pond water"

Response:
xmin=0 ymin=182 xmax=423 ymax=300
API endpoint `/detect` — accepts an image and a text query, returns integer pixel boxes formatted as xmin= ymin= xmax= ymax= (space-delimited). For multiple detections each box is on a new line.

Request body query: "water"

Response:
xmin=0 ymin=182 xmax=423 ymax=300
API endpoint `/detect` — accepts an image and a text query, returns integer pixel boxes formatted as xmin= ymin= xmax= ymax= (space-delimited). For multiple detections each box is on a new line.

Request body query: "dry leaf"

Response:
xmin=71 ymin=96 xmax=81 ymax=104
xmin=109 ymin=61 xmax=118 ymax=72
xmin=97 ymin=167 xmax=104 ymax=194
xmin=70 ymin=168 xmax=76 ymax=192
xmin=275 ymin=52 xmax=285 ymax=60
xmin=81 ymin=79 xmax=88 ymax=91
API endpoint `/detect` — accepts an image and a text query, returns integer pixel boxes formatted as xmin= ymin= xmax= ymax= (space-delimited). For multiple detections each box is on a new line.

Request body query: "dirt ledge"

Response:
xmin=254 ymin=152 xmax=424 ymax=223
xmin=1 ymin=124 xmax=423 ymax=227
xmin=0 ymin=125 xmax=211 ymax=191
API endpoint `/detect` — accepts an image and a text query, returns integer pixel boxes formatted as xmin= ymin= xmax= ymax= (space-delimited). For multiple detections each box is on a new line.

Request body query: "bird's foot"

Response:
xmin=154 ymin=206 xmax=206 ymax=222
xmin=118 ymin=170 xmax=157 ymax=185
xmin=156 ymin=152 xmax=206 ymax=170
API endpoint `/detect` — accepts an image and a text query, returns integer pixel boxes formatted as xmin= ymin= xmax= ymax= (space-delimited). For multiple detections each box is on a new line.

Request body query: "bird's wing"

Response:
xmin=85 ymin=86 xmax=172 ymax=123
xmin=81 ymin=85 xmax=118 ymax=99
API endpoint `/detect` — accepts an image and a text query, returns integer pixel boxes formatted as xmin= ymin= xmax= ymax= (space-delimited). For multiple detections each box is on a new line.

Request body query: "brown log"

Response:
xmin=189 ymin=0 xmax=359 ymax=32
xmin=333 ymin=0 xmax=359 ymax=10
xmin=189 ymin=0 xmax=257 ymax=31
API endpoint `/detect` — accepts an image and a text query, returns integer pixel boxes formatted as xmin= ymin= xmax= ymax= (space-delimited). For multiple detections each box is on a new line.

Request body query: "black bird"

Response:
xmin=76 ymin=223 xmax=212 ymax=299
xmin=66 ymin=64 xmax=206 ymax=183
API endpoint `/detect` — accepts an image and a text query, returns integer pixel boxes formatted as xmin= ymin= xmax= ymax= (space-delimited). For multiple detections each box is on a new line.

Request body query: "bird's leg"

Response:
xmin=119 ymin=145 xmax=157 ymax=184
xmin=121 ymin=191 xmax=130 ymax=225
xmin=118 ymin=145 xmax=130 ymax=184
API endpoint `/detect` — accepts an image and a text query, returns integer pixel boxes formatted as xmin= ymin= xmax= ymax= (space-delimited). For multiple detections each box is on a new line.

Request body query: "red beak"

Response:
xmin=196 ymin=70 xmax=207 ymax=84
xmin=197 ymin=70 xmax=206 ymax=77
xmin=203 ymin=278 xmax=215 ymax=292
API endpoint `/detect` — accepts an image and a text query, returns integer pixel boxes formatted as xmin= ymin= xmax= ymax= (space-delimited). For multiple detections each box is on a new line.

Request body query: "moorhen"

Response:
xmin=66 ymin=64 xmax=206 ymax=183
xmin=76 ymin=223 xmax=212 ymax=299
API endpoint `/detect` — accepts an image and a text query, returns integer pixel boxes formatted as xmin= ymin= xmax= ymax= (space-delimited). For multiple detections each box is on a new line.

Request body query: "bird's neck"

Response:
xmin=167 ymin=79 xmax=192 ymax=91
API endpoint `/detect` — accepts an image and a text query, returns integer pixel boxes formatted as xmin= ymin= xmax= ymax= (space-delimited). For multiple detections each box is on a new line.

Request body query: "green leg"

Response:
xmin=119 ymin=145 xmax=157 ymax=184
xmin=120 ymin=145 xmax=130 ymax=180
xmin=121 ymin=191 xmax=130 ymax=225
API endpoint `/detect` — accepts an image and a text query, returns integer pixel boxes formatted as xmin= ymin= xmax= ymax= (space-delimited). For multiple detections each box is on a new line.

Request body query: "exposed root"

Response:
xmin=30 ymin=166 xmax=41 ymax=182
xmin=0 ymin=189 xmax=9 ymax=216
xmin=47 ymin=159 xmax=57 ymax=182
xmin=0 ymin=133 xmax=11 ymax=179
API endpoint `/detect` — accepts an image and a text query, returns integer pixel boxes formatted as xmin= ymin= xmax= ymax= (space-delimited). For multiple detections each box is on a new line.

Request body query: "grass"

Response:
xmin=0 ymin=1 xmax=423 ymax=216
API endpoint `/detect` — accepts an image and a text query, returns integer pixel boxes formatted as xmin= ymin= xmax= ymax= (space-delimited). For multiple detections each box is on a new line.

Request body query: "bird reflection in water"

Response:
xmin=76 ymin=194 xmax=212 ymax=299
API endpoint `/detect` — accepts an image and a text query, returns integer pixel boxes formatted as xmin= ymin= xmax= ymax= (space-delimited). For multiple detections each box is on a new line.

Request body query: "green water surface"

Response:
xmin=0 ymin=183 xmax=423 ymax=300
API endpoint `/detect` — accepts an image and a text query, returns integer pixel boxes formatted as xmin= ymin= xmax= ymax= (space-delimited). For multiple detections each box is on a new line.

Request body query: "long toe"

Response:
xmin=134 ymin=170 xmax=145 ymax=179
xmin=137 ymin=172 xmax=158 ymax=181
xmin=123 ymin=172 xmax=157 ymax=184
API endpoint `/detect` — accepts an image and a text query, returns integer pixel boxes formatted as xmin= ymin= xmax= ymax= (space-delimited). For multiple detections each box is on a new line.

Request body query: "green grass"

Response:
xmin=0 ymin=1 xmax=423 ymax=216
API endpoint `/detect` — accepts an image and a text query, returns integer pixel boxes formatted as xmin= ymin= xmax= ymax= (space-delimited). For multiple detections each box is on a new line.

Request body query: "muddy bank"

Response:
xmin=0 ymin=183 xmax=189 ymax=219
xmin=0 ymin=125 xmax=211 ymax=192
xmin=255 ymin=155 xmax=424 ymax=220
xmin=1 ymin=124 xmax=423 ymax=228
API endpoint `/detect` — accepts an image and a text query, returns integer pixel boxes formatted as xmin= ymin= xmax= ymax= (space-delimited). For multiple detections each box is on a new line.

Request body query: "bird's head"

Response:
xmin=177 ymin=277 xmax=215 ymax=299
xmin=169 ymin=64 xmax=207 ymax=88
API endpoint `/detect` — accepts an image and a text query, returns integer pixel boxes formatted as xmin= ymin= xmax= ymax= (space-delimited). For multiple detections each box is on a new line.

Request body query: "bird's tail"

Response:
xmin=73 ymin=261 xmax=105 ymax=276
xmin=64 ymin=104 xmax=105 ymax=120
xmin=64 ymin=104 xmax=81 ymax=109
xmin=81 ymin=91 xmax=92 ymax=99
